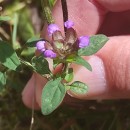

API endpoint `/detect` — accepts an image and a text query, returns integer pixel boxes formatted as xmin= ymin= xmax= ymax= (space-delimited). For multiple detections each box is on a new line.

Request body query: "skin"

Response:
xmin=22 ymin=0 xmax=130 ymax=109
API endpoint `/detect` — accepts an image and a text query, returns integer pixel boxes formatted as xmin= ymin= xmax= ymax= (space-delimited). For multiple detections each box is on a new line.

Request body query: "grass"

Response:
xmin=1 ymin=90 xmax=130 ymax=130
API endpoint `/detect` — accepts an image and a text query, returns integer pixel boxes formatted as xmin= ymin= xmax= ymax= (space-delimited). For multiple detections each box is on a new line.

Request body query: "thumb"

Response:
xmin=68 ymin=36 xmax=130 ymax=99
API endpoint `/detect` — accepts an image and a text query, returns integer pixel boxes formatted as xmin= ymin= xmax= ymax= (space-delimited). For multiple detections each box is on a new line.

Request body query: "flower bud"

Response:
xmin=64 ymin=20 xmax=74 ymax=29
xmin=36 ymin=41 xmax=46 ymax=52
xmin=44 ymin=50 xmax=57 ymax=58
xmin=48 ymin=24 xmax=60 ymax=36
xmin=78 ymin=36 xmax=89 ymax=48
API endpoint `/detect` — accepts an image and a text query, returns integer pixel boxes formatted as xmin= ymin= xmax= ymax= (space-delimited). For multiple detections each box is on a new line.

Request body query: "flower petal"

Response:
xmin=78 ymin=36 xmax=90 ymax=48
xmin=36 ymin=41 xmax=46 ymax=52
xmin=64 ymin=20 xmax=74 ymax=29
xmin=44 ymin=50 xmax=57 ymax=58
xmin=48 ymin=24 xmax=60 ymax=36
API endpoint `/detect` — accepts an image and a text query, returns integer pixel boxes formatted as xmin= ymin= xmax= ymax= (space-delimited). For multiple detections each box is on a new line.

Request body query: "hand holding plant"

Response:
xmin=22 ymin=0 xmax=130 ymax=115
xmin=24 ymin=0 xmax=108 ymax=115
xmin=1 ymin=0 xmax=130 ymax=117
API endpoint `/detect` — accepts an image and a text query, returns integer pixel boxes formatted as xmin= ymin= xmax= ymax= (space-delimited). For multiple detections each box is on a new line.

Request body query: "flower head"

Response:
xmin=36 ymin=20 xmax=90 ymax=59
xmin=36 ymin=41 xmax=46 ymax=52
xmin=64 ymin=20 xmax=74 ymax=29
xmin=44 ymin=50 xmax=57 ymax=58
xmin=78 ymin=36 xmax=90 ymax=48
xmin=48 ymin=24 xmax=60 ymax=36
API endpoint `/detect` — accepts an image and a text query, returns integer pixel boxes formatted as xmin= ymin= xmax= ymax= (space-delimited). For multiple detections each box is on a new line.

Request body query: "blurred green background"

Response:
xmin=0 ymin=0 xmax=130 ymax=130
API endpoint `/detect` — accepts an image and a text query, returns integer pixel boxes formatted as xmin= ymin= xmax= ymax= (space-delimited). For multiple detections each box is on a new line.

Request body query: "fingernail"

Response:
xmin=68 ymin=55 xmax=108 ymax=99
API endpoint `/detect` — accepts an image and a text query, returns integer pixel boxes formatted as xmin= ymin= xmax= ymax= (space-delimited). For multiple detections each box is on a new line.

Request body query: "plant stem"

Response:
xmin=62 ymin=62 xmax=70 ymax=75
xmin=41 ymin=0 xmax=54 ymax=24
xmin=61 ymin=0 xmax=68 ymax=33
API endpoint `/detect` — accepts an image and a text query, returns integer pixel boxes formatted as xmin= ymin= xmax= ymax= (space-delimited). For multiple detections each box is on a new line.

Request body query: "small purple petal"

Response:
xmin=36 ymin=41 xmax=46 ymax=52
xmin=48 ymin=24 xmax=60 ymax=35
xmin=78 ymin=36 xmax=90 ymax=48
xmin=64 ymin=20 xmax=74 ymax=29
xmin=44 ymin=50 xmax=57 ymax=58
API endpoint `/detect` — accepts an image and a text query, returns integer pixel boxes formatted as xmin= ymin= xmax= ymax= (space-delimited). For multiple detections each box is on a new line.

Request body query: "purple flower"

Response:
xmin=36 ymin=41 xmax=46 ymax=52
xmin=48 ymin=24 xmax=60 ymax=35
xmin=44 ymin=50 xmax=57 ymax=58
xmin=64 ymin=20 xmax=74 ymax=29
xmin=78 ymin=36 xmax=90 ymax=48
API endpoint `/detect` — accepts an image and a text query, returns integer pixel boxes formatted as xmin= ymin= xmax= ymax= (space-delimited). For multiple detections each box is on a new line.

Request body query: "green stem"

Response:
xmin=41 ymin=0 xmax=54 ymax=24
xmin=12 ymin=13 xmax=21 ymax=50
xmin=62 ymin=62 xmax=71 ymax=76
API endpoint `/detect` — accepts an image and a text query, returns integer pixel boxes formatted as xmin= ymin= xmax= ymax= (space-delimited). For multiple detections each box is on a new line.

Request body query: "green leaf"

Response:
xmin=0 ymin=72 xmax=6 ymax=90
xmin=0 ymin=41 xmax=21 ymax=71
xmin=0 ymin=16 xmax=11 ymax=22
xmin=31 ymin=55 xmax=51 ymax=75
xmin=64 ymin=68 xmax=74 ymax=82
xmin=66 ymin=54 xmax=92 ymax=71
xmin=26 ymin=37 xmax=50 ymax=47
xmin=69 ymin=81 xmax=88 ymax=94
xmin=74 ymin=56 xmax=92 ymax=71
xmin=78 ymin=34 xmax=108 ymax=56
xmin=26 ymin=37 xmax=40 ymax=47
xmin=41 ymin=78 xmax=66 ymax=115
xmin=26 ymin=37 xmax=42 ymax=47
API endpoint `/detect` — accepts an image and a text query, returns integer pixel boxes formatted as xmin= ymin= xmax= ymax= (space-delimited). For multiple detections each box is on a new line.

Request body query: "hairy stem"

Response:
xmin=41 ymin=0 xmax=54 ymax=24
